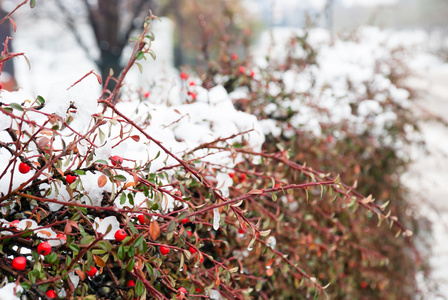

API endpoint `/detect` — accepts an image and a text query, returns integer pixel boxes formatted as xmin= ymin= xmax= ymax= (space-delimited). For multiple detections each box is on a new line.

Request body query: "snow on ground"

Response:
xmin=405 ymin=62 xmax=448 ymax=298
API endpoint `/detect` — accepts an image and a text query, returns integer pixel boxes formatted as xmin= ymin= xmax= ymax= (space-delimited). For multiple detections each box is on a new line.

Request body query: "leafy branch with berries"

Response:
xmin=0 ymin=3 xmax=425 ymax=300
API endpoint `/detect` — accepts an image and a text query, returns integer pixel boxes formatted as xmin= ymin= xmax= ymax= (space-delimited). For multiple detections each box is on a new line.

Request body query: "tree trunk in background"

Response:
xmin=93 ymin=0 xmax=121 ymax=96
xmin=171 ymin=0 xmax=185 ymax=67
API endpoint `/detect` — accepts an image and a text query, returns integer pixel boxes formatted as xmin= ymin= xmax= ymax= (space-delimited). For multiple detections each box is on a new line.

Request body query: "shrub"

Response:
xmin=0 ymin=5 xmax=423 ymax=300
xmin=194 ymin=25 xmax=427 ymax=298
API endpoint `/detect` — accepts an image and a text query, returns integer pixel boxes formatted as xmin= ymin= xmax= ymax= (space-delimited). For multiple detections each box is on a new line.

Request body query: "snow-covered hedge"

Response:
xmin=199 ymin=25 xmax=427 ymax=298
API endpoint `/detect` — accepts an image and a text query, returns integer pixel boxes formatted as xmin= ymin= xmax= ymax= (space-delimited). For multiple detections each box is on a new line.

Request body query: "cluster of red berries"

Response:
xmin=180 ymin=72 xmax=198 ymax=100
xmin=229 ymin=172 xmax=247 ymax=183
xmin=12 ymin=153 xmax=204 ymax=298
xmin=230 ymin=53 xmax=255 ymax=77
xmin=19 ymin=162 xmax=79 ymax=186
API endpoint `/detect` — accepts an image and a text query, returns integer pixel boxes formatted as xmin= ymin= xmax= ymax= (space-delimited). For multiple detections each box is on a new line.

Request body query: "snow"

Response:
xmin=210 ymin=289 xmax=223 ymax=300
xmin=213 ymin=208 xmax=220 ymax=230
xmin=94 ymin=216 xmax=120 ymax=240
xmin=404 ymin=62 xmax=448 ymax=297
xmin=251 ymin=26 xmax=425 ymax=149
xmin=0 ymin=282 xmax=23 ymax=300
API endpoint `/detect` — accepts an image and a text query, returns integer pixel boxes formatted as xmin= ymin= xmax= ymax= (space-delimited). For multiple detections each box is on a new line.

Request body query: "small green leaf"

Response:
xmin=128 ymin=193 xmax=134 ymax=205
xmin=28 ymin=270 xmax=37 ymax=283
xmin=10 ymin=103 xmax=23 ymax=111
xmin=136 ymin=51 xmax=145 ymax=60
xmin=148 ymin=50 xmax=156 ymax=60
xmin=114 ymin=175 xmax=127 ymax=182
xmin=47 ymin=252 xmax=58 ymax=264
xmin=126 ymin=258 xmax=135 ymax=271
xmin=177 ymin=211 xmax=188 ymax=221
xmin=118 ymin=244 xmax=126 ymax=260
xmin=145 ymin=31 xmax=155 ymax=41
xmin=30 ymin=0 xmax=36 ymax=8
xmin=167 ymin=221 xmax=176 ymax=233
xmin=120 ymin=193 xmax=127 ymax=205
xmin=21 ymin=282 xmax=32 ymax=290
xmin=68 ymin=244 xmax=80 ymax=253
xmin=133 ymin=234 xmax=144 ymax=248
xmin=92 ymin=249 xmax=107 ymax=255
xmin=135 ymin=280 xmax=144 ymax=296
xmin=80 ymin=235 xmax=95 ymax=245
xmin=70 ymin=178 xmax=80 ymax=189
xmin=136 ymin=62 xmax=143 ymax=73
xmin=128 ymin=221 xmax=138 ymax=235
xmin=73 ymin=170 xmax=86 ymax=175
xmin=37 ymin=95 xmax=45 ymax=104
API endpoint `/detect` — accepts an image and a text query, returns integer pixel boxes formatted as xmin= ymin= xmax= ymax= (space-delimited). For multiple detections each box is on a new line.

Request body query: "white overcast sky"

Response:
xmin=341 ymin=0 xmax=398 ymax=7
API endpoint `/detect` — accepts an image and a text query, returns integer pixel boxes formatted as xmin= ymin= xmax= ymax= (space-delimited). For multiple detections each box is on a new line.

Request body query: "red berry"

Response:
xmin=190 ymin=93 xmax=197 ymax=100
xmin=231 ymin=53 xmax=238 ymax=61
xmin=114 ymin=229 xmax=127 ymax=242
xmin=18 ymin=162 xmax=31 ymax=174
xmin=66 ymin=174 xmax=77 ymax=184
xmin=37 ymin=242 xmax=51 ymax=256
xmin=160 ymin=245 xmax=170 ymax=256
xmin=361 ymin=281 xmax=368 ymax=289
xmin=189 ymin=81 xmax=196 ymax=86
xmin=110 ymin=155 xmax=123 ymax=166
xmin=56 ymin=233 xmax=67 ymax=241
xmin=195 ymin=287 xmax=201 ymax=293
xmin=12 ymin=257 xmax=26 ymax=271
xmin=180 ymin=72 xmax=188 ymax=80
xmin=186 ymin=230 xmax=192 ymax=237
xmin=239 ymin=173 xmax=247 ymax=182
xmin=189 ymin=246 xmax=197 ymax=254
xmin=46 ymin=290 xmax=57 ymax=298
xmin=200 ymin=255 xmax=204 ymax=264
xmin=0 ymin=82 xmax=3 ymax=90
xmin=238 ymin=66 xmax=246 ymax=74
xmin=238 ymin=228 xmax=245 ymax=234
xmin=138 ymin=214 xmax=149 ymax=224
xmin=181 ymin=218 xmax=188 ymax=224
xmin=144 ymin=91 xmax=150 ymax=98
xmin=228 ymin=172 xmax=235 ymax=179
xmin=10 ymin=220 xmax=20 ymax=228
xmin=250 ymin=70 xmax=255 ymax=78
xmin=126 ymin=280 xmax=135 ymax=287
xmin=178 ymin=287 xmax=187 ymax=294
xmin=86 ymin=266 xmax=97 ymax=277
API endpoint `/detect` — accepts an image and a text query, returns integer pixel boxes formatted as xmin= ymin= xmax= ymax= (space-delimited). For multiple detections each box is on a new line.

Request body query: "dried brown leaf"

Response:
xmin=98 ymin=175 xmax=107 ymax=188
xmin=93 ymin=255 xmax=106 ymax=268
xmin=149 ymin=220 xmax=160 ymax=241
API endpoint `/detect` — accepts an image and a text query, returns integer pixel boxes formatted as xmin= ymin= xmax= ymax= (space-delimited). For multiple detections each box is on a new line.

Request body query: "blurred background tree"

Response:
xmin=54 ymin=0 xmax=156 ymax=94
